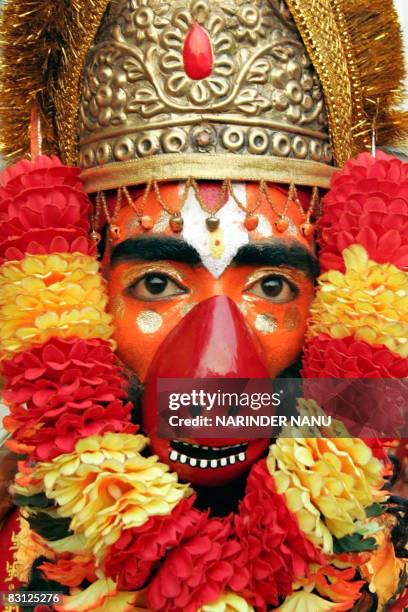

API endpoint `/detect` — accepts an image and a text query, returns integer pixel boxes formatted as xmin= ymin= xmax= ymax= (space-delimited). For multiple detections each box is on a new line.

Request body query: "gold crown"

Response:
xmin=78 ymin=0 xmax=333 ymax=191
xmin=0 ymin=0 xmax=407 ymax=193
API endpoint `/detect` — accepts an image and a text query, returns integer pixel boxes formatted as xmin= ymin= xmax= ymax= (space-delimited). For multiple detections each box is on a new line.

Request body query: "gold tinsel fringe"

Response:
xmin=0 ymin=0 xmax=67 ymax=160
xmin=0 ymin=0 xmax=407 ymax=162
xmin=339 ymin=0 xmax=408 ymax=150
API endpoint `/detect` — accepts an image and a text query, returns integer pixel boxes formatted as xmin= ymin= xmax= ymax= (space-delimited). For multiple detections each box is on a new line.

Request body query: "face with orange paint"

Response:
xmin=104 ymin=181 xmax=317 ymax=486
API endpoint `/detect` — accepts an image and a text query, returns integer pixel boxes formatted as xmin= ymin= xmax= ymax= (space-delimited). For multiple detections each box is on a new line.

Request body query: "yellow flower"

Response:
xmin=267 ymin=437 xmax=384 ymax=552
xmin=55 ymin=577 xmax=141 ymax=612
xmin=33 ymin=433 xmax=192 ymax=558
xmin=309 ymin=244 xmax=408 ymax=358
xmin=277 ymin=587 xmax=346 ymax=611
xmin=199 ymin=592 xmax=255 ymax=611
xmin=360 ymin=529 xmax=406 ymax=609
xmin=0 ymin=253 xmax=114 ymax=357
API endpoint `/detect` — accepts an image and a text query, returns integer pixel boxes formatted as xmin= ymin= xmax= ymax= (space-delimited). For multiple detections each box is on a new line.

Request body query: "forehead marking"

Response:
xmin=181 ymin=182 xmax=249 ymax=278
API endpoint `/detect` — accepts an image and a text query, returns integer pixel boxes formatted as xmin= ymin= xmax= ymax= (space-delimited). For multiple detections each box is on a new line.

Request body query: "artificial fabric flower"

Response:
xmin=0 ymin=154 xmax=94 ymax=262
xmin=234 ymin=460 xmax=322 ymax=609
xmin=267 ymin=437 xmax=384 ymax=550
xmin=39 ymin=553 xmax=97 ymax=587
xmin=147 ymin=517 xmax=241 ymax=612
xmin=300 ymin=564 xmax=364 ymax=609
xmin=54 ymin=577 xmax=146 ymax=612
xmin=104 ymin=495 xmax=206 ymax=590
xmin=199 ymin=592 xmax=255 ymax=612
xmin=0 ymin=253 xmax=113 ymax=357
xmin=301 ymin=334 xmax=407 ymax=437
xmin=308 ymin=244 xmax=408 ymax=358
xmin=276 ymin=587 xmax=350 ymax=611
xmin=319 ymin=151 xmax=408 ymax=273
xmin=3 ymin=337 xmax=133 ymax=460
xmin=33 ymin=433 xmax=192 ymax=558
xmin=359 ymin=529 xmax=406 ymax=609
xmin=302 ymin=334 xmax=408 ymax=379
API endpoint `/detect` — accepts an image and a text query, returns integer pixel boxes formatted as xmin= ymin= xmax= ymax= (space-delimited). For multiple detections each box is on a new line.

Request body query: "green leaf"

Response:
xmin=333 ymin=533 xmax=378 ymax=554
xmin=27 ymin=512 xmax=72 ymax=542
xmin=14 ymin=492 xmax=51 ymax=508
xmin=365 ymin=503 xmax=385 ymax=518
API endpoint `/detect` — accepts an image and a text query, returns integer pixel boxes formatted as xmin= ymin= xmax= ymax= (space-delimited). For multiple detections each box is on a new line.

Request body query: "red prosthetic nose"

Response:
xmin=143 ymin=296 xmax=270 ymax=441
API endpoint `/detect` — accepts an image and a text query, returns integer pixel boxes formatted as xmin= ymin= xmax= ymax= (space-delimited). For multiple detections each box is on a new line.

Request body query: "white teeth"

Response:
xmin=169 ymin=446 xmax=247 ymax=469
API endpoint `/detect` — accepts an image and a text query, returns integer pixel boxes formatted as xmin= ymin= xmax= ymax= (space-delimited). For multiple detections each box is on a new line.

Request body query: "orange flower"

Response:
xmin=360 ymin=529 xmax=406 ymax=609
xmin=40 ymin=553 xmax=97 ymax=587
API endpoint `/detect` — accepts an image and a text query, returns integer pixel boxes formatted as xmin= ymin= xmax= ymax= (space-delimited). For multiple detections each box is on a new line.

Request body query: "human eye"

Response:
xmin=126 ymin=271 xmax=187 ymax=301
xmin=246 ymin=273 xmax=299 ymax=303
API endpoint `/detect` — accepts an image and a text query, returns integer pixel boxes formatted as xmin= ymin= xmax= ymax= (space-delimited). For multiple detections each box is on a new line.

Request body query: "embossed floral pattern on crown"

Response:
xmin=79 ymin=0 xmax=332 ymax=177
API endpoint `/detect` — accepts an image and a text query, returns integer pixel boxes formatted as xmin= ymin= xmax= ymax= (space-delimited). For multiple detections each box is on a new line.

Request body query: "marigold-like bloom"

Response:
xmin=234 ymin=460 xmax=322 ymax=608
xmin=40 ymin=553 xmax=97 ymax=587
xmin=0 ymin=253 xmax=113 ymax=357
xmin=54 ymin=577 xmax=146 ymax=612
xmin=147 ymin=516 xmax=240 ymax=612
xmin=267 ymin=437 xmax=384 ymax=551
xmin=318 ymin=151 xmax=408 ymax=273
xmin=0 ymin=154 xmax=94 ymax=263
xmin=3 ymin=337 xmax=134 ymax=461
xmin=276 ymin=587 xmax=350 ymax=611
xmin=199 ymin=592 xmax=255 ymax=612
xmin=104 ymin=495 xmax=206 ymax=590
xmin=308 ymin=244 xmax=408 ymax=358
xmin=33 ymin=433 xmax=192 ymax=558
xmin=302 ymin=334 xmax=408 ymax=379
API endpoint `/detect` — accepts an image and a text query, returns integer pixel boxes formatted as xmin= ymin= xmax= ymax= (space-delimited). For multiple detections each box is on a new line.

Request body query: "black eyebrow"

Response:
xmin=233 ymin=241 xmax=319 ymax=278
xmin=110 ymin=236 xmax=201 ymax=266
xmin=110 ymin=236 xmax=319 ymax=279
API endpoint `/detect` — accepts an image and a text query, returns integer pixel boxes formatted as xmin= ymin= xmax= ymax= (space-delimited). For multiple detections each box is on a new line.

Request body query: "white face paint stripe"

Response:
xmin=180 ymin=182 xmax=249 ymax=278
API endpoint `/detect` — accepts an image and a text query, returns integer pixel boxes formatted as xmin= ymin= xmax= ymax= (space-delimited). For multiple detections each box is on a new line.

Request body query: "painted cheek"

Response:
xmin=243 ymin=292 xmax=313 ymax=377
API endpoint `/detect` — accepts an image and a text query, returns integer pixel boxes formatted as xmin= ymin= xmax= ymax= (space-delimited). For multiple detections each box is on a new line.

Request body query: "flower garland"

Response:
xmin=0 ymin=154 xmax=407 ymax=612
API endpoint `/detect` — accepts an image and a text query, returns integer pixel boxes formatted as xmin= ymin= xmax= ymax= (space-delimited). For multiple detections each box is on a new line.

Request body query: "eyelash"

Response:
xmin=125 ymin=272 xmax=187 ymax=295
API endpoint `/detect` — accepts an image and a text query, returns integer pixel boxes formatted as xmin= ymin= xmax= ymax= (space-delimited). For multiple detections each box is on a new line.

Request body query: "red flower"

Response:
xmin=302 ymin=334 xmax=408 ymax=379
xmin=319 ymin=151 xmax=408 ymax=273
xmin=104 ymin=496 xmax=206 ymax=591
xmin=301 ymin=335 xmax=407 ymax=437
xmin=0 ymin=155 xmax=94 ymax=262
xmin=3 ymin=337 xmax=135 ymax=460
xmin=234 ymin=460 xmax=323 ymax=610
xmin=147 ymin=516 xmax=243 ymax=612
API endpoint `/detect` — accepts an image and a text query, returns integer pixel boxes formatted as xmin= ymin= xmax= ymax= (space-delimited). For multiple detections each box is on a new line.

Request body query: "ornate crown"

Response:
xmin=78 ymin=0 xmax=333 ymax=191
xmin=0 ymin=0 xmax=407 ymax=193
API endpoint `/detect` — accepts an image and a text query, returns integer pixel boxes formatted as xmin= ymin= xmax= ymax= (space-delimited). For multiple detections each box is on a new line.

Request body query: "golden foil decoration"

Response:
xmin=255 ymin=313 xmax=278 ymax=334
xmin=0 ymin=0 xmax=407 ymax=175
xmin=108 ymin=295 xmax=125 ymax=320
xmin=136 ymin=310 xmax=163 ymax=334
xmin=283 ymin=305 xmax=301 ymax=331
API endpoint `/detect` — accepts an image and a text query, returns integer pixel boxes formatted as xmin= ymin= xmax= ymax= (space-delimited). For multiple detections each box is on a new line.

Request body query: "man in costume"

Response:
xmin=0 ymin=0 xmax=407 ymax=610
